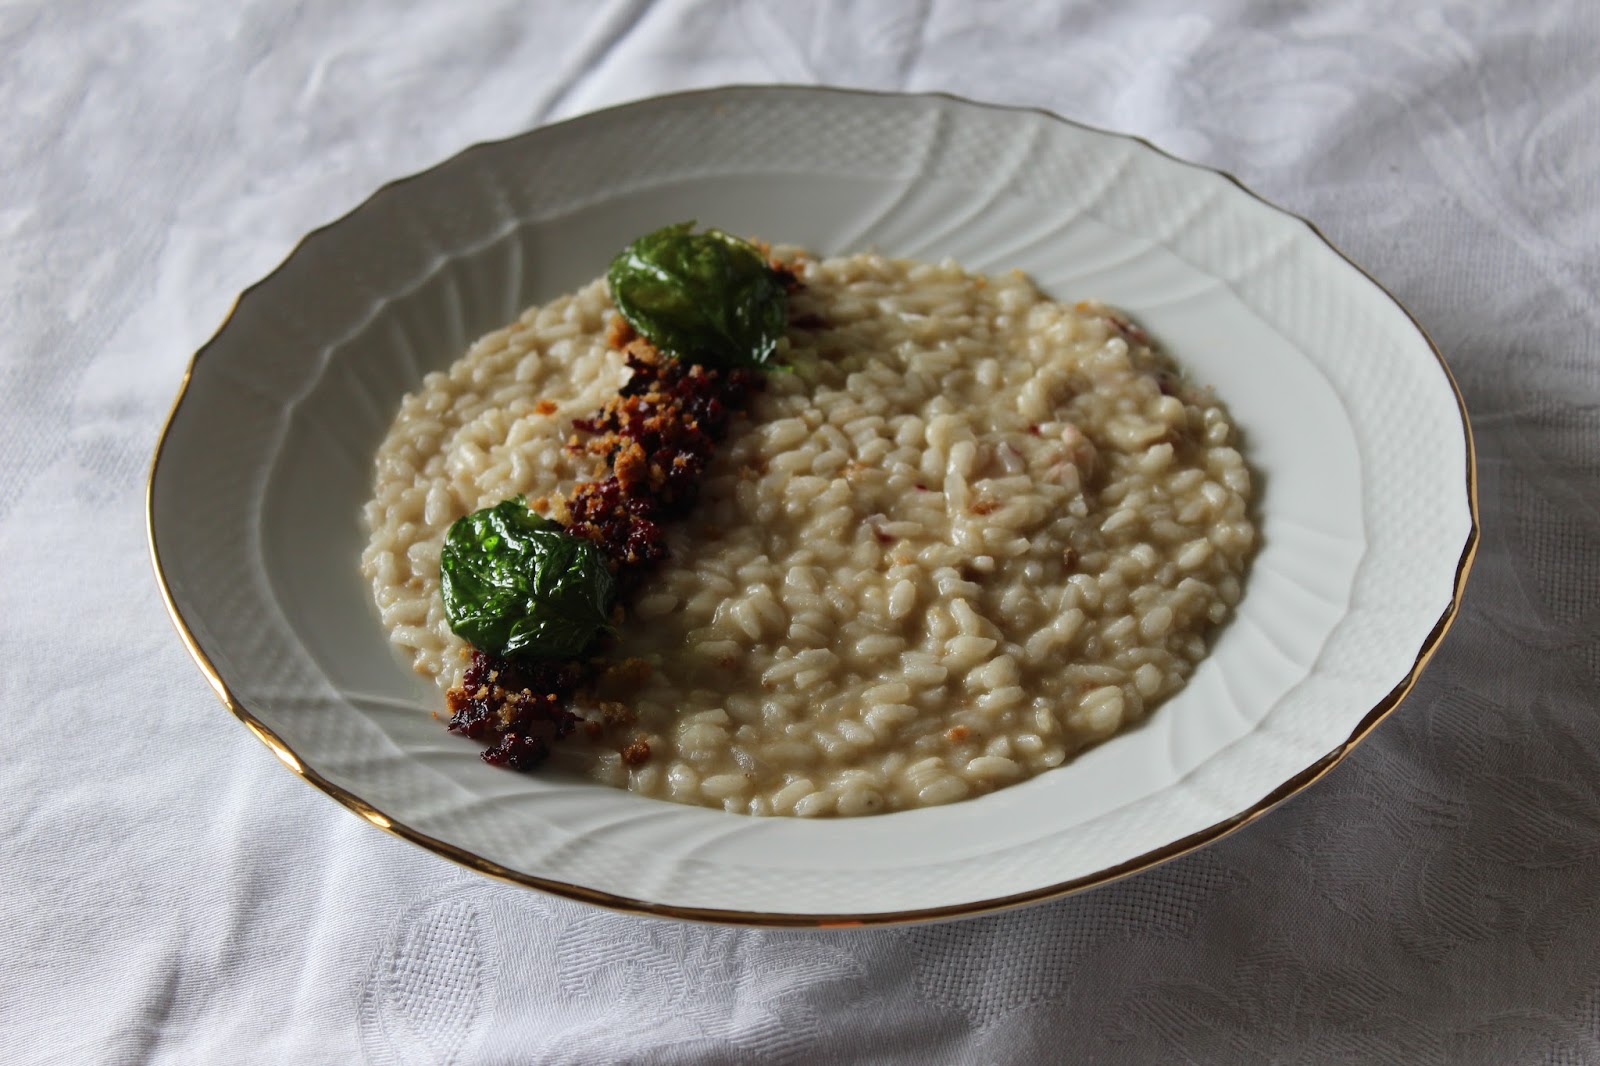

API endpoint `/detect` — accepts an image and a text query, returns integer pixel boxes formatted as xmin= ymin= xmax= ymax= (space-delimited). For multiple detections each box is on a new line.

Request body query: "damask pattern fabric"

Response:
xmin=3 ymin=2 xmax=1597 ymax=1062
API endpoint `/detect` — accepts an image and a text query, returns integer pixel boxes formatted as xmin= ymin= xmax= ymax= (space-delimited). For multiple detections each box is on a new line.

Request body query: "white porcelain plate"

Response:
xmin=148 ymin=87 xmax=1476 ymax=925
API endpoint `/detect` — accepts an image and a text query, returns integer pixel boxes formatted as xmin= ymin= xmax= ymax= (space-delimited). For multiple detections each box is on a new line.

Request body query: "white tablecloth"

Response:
xmin=5 ymin=2 xmax=1597 ymax=1062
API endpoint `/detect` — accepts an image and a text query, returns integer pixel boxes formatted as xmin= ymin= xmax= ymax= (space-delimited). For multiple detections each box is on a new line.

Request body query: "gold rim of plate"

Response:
xmin=146 ymin=85 xmax=1480 ymax=927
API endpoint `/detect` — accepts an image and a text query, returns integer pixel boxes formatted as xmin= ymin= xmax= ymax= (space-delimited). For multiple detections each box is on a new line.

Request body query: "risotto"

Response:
xmin=361 ymin=249 xmax=1255 ymax=816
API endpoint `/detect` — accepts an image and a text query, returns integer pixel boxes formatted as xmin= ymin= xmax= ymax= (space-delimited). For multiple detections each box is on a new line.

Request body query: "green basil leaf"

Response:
xmin=439 ymin=498 xmax=616 ymax=661
xmin=606 ymin=221 xmax=789 ymax=370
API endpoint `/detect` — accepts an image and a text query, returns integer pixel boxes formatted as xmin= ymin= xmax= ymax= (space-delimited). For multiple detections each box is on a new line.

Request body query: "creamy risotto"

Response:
xmin=362 ymin=250 xmax=1255 ymax=816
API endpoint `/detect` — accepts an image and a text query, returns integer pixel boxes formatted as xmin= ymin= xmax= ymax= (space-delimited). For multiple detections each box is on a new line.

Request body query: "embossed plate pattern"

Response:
xmin=148 ymin=86 xmax=1476 ymax=924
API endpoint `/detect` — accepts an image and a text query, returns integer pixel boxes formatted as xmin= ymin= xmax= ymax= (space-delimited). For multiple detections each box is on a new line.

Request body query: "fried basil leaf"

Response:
xmin=439 ymin=498 xmax=615 ymax=661
xmin=606 ymin=221 xmax=789 ymax=370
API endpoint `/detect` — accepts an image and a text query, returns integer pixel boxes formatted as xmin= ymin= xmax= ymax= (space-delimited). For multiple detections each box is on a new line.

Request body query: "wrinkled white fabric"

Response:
xmin=3 ymin=2 xmax=1597 ymax=1063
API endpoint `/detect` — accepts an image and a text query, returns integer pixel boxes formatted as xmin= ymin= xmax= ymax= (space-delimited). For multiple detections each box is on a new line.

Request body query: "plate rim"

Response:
xmin=146 ymin=83 xmax=1479 ymax=927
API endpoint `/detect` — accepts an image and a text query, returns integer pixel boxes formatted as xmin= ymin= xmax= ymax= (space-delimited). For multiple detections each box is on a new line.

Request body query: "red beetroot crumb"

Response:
xmin=562 ymin=344 xmax=762 ymax=586
xmin=446 ymin=650 xmax=582 ymax=771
